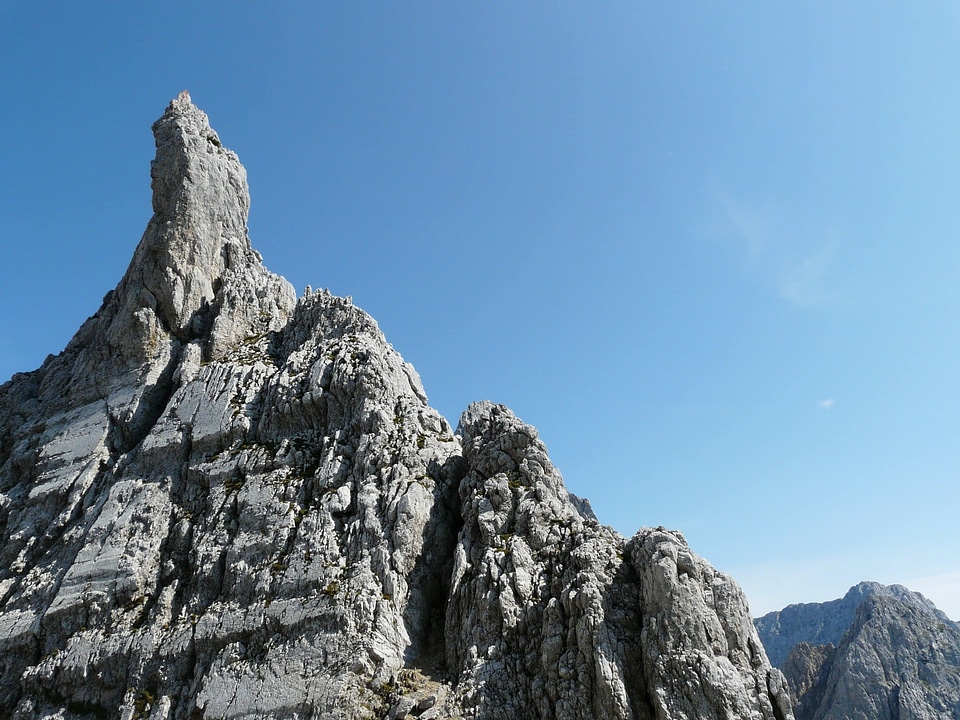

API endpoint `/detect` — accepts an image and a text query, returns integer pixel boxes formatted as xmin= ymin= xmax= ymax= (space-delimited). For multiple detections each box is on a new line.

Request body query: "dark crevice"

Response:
xmin=606 ymin=554 xmax=657 ymax=720
xmin=164 ymin=466 xmax=203 ymax=624
xmin=769 ymin=673 xmax=789 ymax=720
xmin=888 ymin=684 xmax=901 ymax=720
xmin=403 ymin=453 xmax=467 ymax=675
xmin=0 ymin=634 xmax=40 ymax=713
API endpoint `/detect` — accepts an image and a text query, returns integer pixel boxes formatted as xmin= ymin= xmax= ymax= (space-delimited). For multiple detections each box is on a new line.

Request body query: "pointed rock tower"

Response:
xmin=0 ymin=96 xmax=793 ymax=720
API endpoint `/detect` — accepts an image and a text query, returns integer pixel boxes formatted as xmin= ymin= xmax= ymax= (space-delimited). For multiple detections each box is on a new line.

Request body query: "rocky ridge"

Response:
xmin=0 ymin=94 xmax=793 ymax=720
xmin=755 ymin=583 xmax=960 ymax=720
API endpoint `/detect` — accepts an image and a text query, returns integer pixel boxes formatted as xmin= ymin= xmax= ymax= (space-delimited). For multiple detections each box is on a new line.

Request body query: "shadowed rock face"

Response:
xmin=0 ymin=95 xmax=793 ymax=720
xmin=756 ymin=584 xmax=960 ymax=720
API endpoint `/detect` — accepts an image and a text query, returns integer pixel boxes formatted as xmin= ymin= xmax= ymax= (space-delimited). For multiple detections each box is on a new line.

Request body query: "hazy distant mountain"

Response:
xmin=756 ymin=582 xmax=960 ymax=720
xmin=754 ymin=581 xmax=942 ymax=667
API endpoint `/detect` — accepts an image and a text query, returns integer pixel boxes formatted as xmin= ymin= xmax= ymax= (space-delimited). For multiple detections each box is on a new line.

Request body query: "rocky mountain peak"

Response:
xmin=755 ymin=582 xmax=960 ymax=720
xmin=0 ymin=97 xmax=794 ymax=720
xmin=754 ymin=580 xmax=948 ymax=668
xmin=148 ymin=90 xmax=245 ymax=235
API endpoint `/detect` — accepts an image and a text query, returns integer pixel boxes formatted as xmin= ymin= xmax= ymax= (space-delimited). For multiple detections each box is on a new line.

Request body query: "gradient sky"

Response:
xmin=2 ymin=2 xmax=959 ymax=619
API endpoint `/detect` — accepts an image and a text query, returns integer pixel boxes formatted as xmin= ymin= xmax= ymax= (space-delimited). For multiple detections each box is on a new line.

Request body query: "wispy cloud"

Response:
xmin=818 ymin=398 xmax=835 ymax=410
xmin=719 ymin=194 xmax=769 ymax=264
xmin=780 ymin=244 xmax=836 ymax=307
xmin=712 ymin=192 xmax=839 ymax=308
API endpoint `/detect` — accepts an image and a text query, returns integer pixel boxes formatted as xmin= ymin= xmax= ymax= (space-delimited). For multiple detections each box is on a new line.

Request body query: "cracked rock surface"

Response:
xmin=0 ymin=94 xmax=793 ymax=720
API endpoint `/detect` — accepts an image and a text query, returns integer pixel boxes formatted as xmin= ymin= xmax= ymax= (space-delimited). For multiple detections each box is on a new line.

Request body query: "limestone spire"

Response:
xmin=91 ymin=94 xmax=294 ymax=364
xmin=103 ymin=96 xmax=256 ymax=347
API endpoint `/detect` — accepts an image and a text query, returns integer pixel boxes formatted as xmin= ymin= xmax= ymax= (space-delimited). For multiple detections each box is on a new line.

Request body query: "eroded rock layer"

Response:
xmin=0 ymin=94 xmax=793 ymax=720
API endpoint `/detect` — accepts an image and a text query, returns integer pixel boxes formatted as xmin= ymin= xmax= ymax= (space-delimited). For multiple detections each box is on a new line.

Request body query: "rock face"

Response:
xmin=755 ymin=583 xmax=960 ymax=720
xmin=0 ymin=94 xmax=793 ymax=720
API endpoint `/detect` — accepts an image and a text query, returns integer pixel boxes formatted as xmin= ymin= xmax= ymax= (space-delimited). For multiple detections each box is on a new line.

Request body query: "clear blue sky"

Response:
xmin=2 ymin=2 xmax=959 ymax=618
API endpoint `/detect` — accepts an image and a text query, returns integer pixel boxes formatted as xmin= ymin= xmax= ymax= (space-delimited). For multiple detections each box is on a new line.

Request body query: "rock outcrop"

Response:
xmin=0 ymin=94 xmax=793 ymax=720
xmin=756 ymin=583 xmax=960 ymax=720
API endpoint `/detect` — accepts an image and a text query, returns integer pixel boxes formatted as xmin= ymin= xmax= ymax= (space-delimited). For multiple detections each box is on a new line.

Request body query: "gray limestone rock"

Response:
xmin=0 ymin=95 xmax=793 ymax=720
xmin=444 ymin=401 xmax=791 ymax=720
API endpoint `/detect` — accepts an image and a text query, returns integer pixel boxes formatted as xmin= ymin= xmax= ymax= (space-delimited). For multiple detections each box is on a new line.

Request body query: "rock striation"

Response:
xmin=0 ymin=94 xmax=793 ymax=720
xmin=756 ymin=583 xmax=960 ymax=720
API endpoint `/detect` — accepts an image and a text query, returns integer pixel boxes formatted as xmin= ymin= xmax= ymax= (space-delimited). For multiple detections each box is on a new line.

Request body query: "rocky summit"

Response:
xmin=0 ymin=93 xmax=793 ymax=720
xmin=755 ymin=582 xmax=960 ymax=720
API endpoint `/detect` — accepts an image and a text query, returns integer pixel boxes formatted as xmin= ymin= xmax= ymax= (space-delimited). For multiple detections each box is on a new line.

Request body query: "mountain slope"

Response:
xmin=0 ymin=93 xmax=793 ymax=720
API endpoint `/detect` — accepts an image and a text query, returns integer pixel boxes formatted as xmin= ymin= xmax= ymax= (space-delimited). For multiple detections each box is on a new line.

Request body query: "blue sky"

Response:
xmin=2 ymin=2 xmax=959 ymax=618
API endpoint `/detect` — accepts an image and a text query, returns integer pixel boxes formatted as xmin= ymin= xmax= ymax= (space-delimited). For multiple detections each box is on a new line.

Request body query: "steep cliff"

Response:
xmin=756 ymin=583 xmax=960 ymax=720
xmin=0 ymin=94 xmax=793 ymax=720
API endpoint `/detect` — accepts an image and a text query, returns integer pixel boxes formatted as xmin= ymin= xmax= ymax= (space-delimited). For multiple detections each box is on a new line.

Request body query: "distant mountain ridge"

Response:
xmin=755 ymin=582 xmax=960 ymax=720
xmin=754 ymin=581 xmax=945 ymax=667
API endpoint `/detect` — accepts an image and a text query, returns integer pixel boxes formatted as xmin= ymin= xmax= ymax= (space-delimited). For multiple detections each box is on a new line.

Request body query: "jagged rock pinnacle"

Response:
xmin=75 ymin=94 xmax=295 ymax=372
xmin=127 ymin=92 xmax=259 ymax=339
xmin=27 ymin=94 xmax=295 ymax=435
